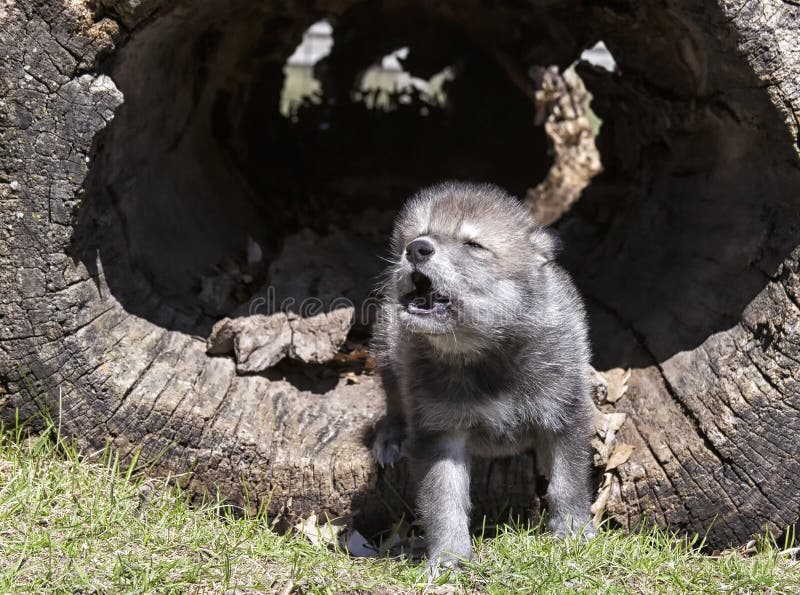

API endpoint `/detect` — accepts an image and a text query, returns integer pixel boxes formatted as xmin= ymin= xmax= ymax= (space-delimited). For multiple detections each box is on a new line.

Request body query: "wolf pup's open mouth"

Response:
xmin=400 ymin=272 xmax=450 ymax=315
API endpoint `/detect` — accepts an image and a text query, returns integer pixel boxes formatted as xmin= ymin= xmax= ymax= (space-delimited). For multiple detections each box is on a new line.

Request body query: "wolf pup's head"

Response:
xmin=385 ymin=181 xmax=558 ymax=355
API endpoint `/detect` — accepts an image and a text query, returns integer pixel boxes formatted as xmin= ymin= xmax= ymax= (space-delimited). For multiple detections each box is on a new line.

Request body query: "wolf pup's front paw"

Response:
xmin=548 ymin=514 xmax=597 ymax=539
xmin=371 ymin=416 xmax=408 ymax=467
xmin=424 ymin=550 xmax=470 ymax=582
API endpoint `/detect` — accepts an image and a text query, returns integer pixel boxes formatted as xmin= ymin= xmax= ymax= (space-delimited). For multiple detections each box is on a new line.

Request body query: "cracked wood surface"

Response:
xmin=0 ymin=0 xmax=798 ymax=548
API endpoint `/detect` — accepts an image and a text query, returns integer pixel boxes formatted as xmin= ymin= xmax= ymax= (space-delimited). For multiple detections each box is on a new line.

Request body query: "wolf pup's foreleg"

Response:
xmin=544 ymin=428 xmax=596 ymax=538
xmin=412 ymin=432 xmax=472 ymax=571
xmin=371 ymin=366 xmax=408 ymax=467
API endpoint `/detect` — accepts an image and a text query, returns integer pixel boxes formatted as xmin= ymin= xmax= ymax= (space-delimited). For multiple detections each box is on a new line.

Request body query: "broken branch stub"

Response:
xmin=206 ymin=227 xmax=380 ymax=372
xmin=526 ymin=65 xmax=602 ymax=226
xmin=207 ymin=309 xmax=354 ymax=373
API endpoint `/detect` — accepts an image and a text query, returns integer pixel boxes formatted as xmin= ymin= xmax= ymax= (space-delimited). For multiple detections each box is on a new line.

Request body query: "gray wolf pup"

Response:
xmin=371 ymin=181 xmax=596 ymax=571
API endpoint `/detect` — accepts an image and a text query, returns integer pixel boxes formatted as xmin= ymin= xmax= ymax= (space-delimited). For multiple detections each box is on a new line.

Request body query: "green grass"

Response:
xmin=0 ymin=421 xmax=797 ymax=594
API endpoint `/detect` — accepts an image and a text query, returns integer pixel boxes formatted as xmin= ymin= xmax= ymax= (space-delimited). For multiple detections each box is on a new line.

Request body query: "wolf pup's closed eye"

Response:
xmin=371 ymin=181 xmax=596 ymax=573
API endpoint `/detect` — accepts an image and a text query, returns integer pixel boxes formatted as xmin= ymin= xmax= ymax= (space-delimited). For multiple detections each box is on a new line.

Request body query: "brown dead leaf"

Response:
xmin=592 ymin=368 xmax=608 ymax=402
xmin=342 ymin=528 xmax=378 ymax=557
xmin=294 ymin=513 xmax=342 ymax=548
xmin=606 ymin=443 xmax=634 ymax=471
xmin=591 ymin=436 xmax=608 ymax=467
xmin=378 ymin=521 xmax=428 ymax=559
xmin=294 ymin=513 xmax=378 ymax=557
xmin=592 ymin=411 xmax=628 ymax=466
xmin=712 ymin=539 xmax=759 ymax=559
xmin=591 ymin=472 xmax=614 ymax=527
xmin=595 ymin=411 xmax=627 ymax=440
xmin=604 ymin=368 xmax=631 ymax=403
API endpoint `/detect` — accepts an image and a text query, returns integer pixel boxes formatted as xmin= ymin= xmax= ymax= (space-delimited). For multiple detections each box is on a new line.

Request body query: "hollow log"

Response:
xmin=1 ymin=0 xmax=798 ymax=549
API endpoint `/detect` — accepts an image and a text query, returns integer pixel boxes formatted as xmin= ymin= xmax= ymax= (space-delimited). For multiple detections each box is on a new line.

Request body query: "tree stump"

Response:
xmin=1 ymin=0 xmax=798 ymax=549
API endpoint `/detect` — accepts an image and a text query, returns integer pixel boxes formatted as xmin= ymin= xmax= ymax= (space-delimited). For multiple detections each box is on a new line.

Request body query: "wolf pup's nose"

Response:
xmin=406 ymin=238 xmax=435 ymax=265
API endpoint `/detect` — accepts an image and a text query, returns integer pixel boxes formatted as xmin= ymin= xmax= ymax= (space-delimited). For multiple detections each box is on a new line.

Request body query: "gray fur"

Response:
xmin=371 ymin=182 xmax=596 ymax=570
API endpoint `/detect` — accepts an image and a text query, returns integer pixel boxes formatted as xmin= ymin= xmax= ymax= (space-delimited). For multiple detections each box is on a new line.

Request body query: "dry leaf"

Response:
xmin=378 ymin=521 xmax=428 ymax=559
xmin=606 ymin=443 xmax=634 ymax=470
xmin=294 ymin=514 xmax=343 ymax=548
xmin=591 ymin=436 xmax=608 ymax=467
xmin=294 ymin=513 xmax=379 ymax=557
xmin=592 ymin=411 xmax=628 ymax=466
xmin=596 ymin=411 xmax=627 ymax=440
xmin=591 ymin=472 xmax=615 ymax=527
xmin=342 ymin=529 xmax=377 ymax=557
xmin=270 ymin=497 xmax=294 ymax=529
xmin=604 ymin=368 xmax=631 ymax=403
xmin=344 ymin=371 xmax=361 ymax=385
xmin=742 ymin=539 xmax=758 ymax=556
xmin=713 ymin=539 xmax=759 ymax=559
xmin=592 ymin=368 xmax=608 ymax=402
xmin=333 ymin=345 xmax=378 ymax=374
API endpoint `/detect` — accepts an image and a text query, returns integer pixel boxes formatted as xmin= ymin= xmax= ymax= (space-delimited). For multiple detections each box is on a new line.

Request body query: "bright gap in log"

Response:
xmin=280 ymin=20 xmax=453 ymax=117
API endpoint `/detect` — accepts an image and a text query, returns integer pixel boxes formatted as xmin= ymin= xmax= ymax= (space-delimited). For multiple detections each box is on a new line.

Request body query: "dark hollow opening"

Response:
xmin=75 ymin=3 xmax=551 ymax=355
xmin=73 ymin=0 xmax=800 ymax=379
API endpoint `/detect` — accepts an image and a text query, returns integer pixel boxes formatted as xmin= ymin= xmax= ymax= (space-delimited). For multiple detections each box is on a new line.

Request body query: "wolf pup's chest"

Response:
xmin=403 ymin=365 xmax=528 ymax=433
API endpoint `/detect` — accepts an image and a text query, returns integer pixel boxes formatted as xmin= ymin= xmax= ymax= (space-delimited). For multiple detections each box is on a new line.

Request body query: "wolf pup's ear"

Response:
xmin=529 ymin=227 xmax=562 ymax=263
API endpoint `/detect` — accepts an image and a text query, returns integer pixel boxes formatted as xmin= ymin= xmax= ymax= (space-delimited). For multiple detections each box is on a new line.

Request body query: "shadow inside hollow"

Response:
xmin=69 ymin=0 xmax=550 ymax=356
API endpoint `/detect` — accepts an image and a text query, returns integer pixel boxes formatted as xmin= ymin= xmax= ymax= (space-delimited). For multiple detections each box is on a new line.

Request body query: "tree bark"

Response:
xmin=1 ymin=0 xmax=798 ymax=549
